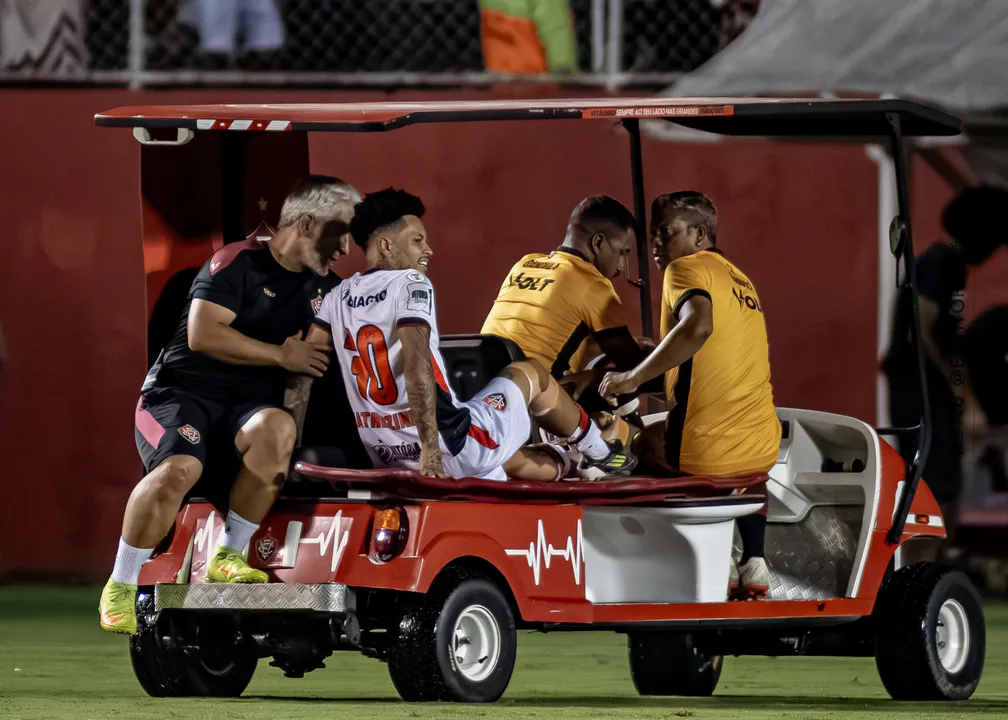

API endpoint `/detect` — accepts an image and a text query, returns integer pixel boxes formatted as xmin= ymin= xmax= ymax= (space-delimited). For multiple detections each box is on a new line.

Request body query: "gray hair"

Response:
xmin=278 ymin=175 xmax=362 ymax=228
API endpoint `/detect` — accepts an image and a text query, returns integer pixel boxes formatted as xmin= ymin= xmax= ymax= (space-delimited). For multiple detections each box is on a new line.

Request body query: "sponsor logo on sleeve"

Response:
xmin=407 ymin=271 xmax=426 ymax=282
xmin=482 ymin=393 xmax=507 ymax=412
xmin=406 ymin=283 xmax=432 ymax=314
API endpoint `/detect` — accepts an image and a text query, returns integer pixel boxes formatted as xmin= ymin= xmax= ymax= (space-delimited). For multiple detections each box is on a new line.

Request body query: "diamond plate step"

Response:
xmin=153 ymin=582 xmax=353 ymax=612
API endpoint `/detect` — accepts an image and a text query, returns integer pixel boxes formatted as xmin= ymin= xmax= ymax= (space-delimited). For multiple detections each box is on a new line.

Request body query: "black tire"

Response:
xmin=874 ymin=562 xmax=985 ymax=701
xmin=628 ymin=632 xmax=723 ymax=696
xmin=129 ymin=591 xmax=258 ymax=698
xmin=386 ymin=569 xmax=517 ymax=703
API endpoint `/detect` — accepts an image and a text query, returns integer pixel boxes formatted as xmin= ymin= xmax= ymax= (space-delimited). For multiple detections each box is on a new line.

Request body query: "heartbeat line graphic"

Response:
xmin=193 ymin=510 xmax=224 ymax=569
xmin=299 ymin=510 xmax=351 ymax=573
xmin=505 ymin=519 xmax=583 ymax=586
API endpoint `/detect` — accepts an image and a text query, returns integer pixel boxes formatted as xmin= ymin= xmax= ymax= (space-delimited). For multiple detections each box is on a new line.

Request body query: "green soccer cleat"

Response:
xmin=205 ymin=546 xmax=269 ymax=584
xmin=98 ymin=579 xmax=138 ymax=635
xmin=578 ymin=441 xmax=639 ymax=480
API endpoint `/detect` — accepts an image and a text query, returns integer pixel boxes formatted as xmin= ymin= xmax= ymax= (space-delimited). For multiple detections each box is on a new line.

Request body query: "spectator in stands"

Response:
xmin=882 ymin=185 xmax=1008 ymax=555
xmin=177 ymin=0 xmax=284 ymax=69
xmin=963 ymin=305 xmax=1008 ymax=430
xmin=479 ymin=0 xmax=576 ymax=74
xmin=962 ymin=304 xmax=1008 ymax=495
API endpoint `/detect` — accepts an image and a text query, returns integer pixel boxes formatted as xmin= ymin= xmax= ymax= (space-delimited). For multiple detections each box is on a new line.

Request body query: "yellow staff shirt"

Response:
xmin=660 ymin=249 xmax=781 ymax=476
xmin=481 ymin=248 xmax=624 ymax=376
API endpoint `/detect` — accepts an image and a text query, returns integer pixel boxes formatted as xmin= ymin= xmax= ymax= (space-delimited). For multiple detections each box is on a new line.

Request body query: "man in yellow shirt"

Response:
xmin=600 ymin=191 xmax=781 ymax=599
xmin=481 ymin=195 xmax=636 ymax=380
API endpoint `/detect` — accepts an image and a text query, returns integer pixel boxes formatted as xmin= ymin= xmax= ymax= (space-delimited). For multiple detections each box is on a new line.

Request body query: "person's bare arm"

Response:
xmin=599 ymin=296 xmax=713 ymax=400
xmin=284 ymin=324 xmax=335 ymax=445
xmin=398 ymin=323 xmax=445 ymax=477
xmin=188 ymin=298 xmax=329 ymax=375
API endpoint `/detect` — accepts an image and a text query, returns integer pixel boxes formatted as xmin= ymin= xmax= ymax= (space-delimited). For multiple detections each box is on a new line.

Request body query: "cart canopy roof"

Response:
xmin=95 ymin=96 xmax=961 ymax=138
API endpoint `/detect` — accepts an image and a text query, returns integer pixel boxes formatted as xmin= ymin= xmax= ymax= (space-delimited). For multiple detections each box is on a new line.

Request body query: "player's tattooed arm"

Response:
xmin=398 ymin=323 xmax=446 ymax=477
xmin=283 ymin=324 xmax=334 ymax=446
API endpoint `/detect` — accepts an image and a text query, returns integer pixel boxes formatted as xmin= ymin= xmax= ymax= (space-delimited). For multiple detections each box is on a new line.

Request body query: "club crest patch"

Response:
xmin=483 ymin=393 xmax=507 ymax=412
xmin=311 ymin=289 xmax=324 ymax=315
xmin=256 ymin=533 xmax=277 ymax=562
xmin=177 ymin=424 xmax=201 ymax=444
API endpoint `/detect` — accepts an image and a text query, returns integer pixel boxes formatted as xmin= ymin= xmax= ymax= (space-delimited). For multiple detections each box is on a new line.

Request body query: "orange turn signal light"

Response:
xmin=372 ymin=507 xmax=407 ymax=561
xmin=375 ymin=508 xmax=401 ymax=532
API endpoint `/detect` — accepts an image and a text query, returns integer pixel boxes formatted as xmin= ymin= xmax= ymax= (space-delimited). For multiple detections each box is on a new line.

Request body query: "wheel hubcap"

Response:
xmin=936 ymin=599 xmax=970 ymax=674
xmin=451 ymin=604 xmax=501 ymax=682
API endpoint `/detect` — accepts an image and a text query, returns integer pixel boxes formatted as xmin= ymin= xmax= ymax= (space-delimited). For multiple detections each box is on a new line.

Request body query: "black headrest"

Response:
xmin=439 ymin=334 xmax=527 ymax=401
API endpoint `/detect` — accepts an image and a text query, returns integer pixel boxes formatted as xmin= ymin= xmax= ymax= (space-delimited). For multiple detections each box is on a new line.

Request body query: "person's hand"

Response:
xmin=599 ymin=370 xmax=640 ymax=405
xmin=559 ymin=369 xmax=599 ymax=402
xmin=420 ymin=447 xmax=446 ymax=478
xmin=279 ymin=333 xmax=330 ymax=377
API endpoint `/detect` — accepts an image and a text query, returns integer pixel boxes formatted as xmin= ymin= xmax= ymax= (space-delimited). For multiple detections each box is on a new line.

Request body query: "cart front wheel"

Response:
xmin=386 ymin=569 xmax=516 ymax=703
xmin=874 ymin=562 xmax=985 ymax=701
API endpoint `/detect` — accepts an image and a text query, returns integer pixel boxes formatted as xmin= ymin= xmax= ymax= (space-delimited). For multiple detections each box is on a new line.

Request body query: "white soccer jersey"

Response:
xmin=315 ymin=268 xmax=474 ymax=469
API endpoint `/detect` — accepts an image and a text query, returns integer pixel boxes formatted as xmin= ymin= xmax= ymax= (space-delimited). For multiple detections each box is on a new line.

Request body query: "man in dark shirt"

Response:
xmin=99 ymin=175 xmax=362 ymax=634
xmin=883 ymin=186 xmax=1006 ymax=541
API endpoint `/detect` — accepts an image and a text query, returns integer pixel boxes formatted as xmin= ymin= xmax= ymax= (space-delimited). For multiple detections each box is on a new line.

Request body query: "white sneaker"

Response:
xmin=735 ymin=557 xmax=770 ymax=599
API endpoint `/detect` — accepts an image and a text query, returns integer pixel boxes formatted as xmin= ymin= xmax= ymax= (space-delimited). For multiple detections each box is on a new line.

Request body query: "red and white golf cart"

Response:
xmin=94 ymin=96 xmax=984 ymax=703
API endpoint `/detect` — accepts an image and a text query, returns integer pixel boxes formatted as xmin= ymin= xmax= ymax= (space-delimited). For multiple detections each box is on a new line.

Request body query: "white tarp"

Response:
xmin=666 ymin=0 xmax=1008 ymax=114
xmin=0 ymin=0 xmax=87 ymax=75
xmin=648 ymin=0 xmax=1008 ymax=185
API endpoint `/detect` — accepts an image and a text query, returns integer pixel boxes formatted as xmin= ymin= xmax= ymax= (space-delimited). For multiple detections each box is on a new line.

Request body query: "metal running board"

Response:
xmin=153 ymin=582 xmax=353 ymax=613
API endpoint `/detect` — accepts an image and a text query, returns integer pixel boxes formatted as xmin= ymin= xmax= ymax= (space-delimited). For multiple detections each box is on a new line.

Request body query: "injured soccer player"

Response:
xmin=295 ymin=188 xmax=639 ymax=481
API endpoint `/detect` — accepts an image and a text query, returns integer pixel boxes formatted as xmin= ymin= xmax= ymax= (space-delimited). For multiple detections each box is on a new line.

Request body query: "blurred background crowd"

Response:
xmin=0 ymin=0 xmax=757 ymax=78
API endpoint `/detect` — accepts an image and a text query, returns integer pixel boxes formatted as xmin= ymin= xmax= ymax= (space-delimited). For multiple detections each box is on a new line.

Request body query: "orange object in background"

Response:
xmin=480 ymin=0 xmax=576 ymax=74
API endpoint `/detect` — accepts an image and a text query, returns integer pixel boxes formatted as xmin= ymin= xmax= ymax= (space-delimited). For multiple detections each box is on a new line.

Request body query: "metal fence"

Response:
xmin=0 ymin=0 xmax=757 ymax=88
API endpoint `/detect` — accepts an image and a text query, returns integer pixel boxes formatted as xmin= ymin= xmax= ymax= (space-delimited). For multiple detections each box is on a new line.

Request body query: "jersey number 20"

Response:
xmin=345 ymin=325 xmax=397 ymax=405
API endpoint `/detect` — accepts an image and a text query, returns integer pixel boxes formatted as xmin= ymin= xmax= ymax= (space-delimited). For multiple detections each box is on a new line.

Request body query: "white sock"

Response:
xmin=218 ymin=510 xmax=259 ymax=554
xmin=110 ymin=538 xmax=153 ymax=585
xmin=574 ymin=420 xmax=611 ymax=461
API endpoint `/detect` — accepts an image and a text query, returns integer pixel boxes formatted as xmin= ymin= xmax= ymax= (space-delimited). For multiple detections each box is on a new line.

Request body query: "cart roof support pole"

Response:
xmin=624 ymin=118 xmax=654 ymax=339
xmin=866 ymin=144 xmax=898 ymax=429
xmin=887 ymin=112 xmax=933 ymax=545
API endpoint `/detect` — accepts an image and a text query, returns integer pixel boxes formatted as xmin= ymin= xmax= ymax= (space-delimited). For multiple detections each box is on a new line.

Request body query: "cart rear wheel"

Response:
xmin=386 ymin=569 xmax=516 ymax=703
xmin=628 ymin=632 xmax=723 ymax=696
xmin=873 ymin=562 xmax=985 ymax=701
xmin=129 ymin=591 xmax=258 ymax=697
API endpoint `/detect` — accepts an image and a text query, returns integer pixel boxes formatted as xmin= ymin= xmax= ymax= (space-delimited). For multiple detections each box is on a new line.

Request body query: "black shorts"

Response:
xmin=134 ymin=386 xmax=277 ymax=474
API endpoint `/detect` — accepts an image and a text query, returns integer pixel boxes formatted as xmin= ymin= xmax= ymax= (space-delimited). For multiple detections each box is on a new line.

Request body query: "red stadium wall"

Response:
xmin=0 ymin=88 xmax=1005 ymax=580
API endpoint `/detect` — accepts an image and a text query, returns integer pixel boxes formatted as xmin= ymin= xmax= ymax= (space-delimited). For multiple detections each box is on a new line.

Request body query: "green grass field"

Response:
xmin=1 ymin=587 xmax=1007 ymax=720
